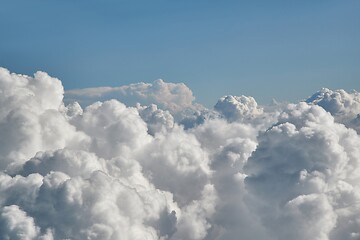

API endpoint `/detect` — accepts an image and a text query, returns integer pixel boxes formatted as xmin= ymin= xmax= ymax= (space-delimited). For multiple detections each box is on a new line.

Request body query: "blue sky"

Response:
xmin=1 ymin=0 xmax=359 ymax=106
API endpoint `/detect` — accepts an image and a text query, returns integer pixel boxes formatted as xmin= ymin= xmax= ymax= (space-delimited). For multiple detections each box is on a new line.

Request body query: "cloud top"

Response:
xmin=66 ymin=79 xmax=195 ymax=113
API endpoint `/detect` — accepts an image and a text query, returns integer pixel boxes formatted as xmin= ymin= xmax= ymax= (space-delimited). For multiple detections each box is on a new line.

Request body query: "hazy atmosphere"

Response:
xmin=0 ymin=1 xmax=359 ymax=240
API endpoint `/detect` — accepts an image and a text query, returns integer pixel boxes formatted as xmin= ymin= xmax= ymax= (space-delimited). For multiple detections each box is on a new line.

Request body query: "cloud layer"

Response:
xmin=0 ymin=67 xmax=359 ymax=240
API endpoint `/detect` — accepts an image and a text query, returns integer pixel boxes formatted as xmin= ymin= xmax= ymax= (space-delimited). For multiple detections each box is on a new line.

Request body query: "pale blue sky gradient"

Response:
xmin=1 ymin=0 xmax=359 ymax=106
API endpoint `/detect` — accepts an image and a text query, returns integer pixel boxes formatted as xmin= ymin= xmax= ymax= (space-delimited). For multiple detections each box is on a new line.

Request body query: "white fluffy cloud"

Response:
xmin=0 ymin=67 xmax=359 ymax=240
xmin=244 ymin=103 xmax=360 ymax=240
xmin=0 ymin=68 xmax=88 ymax=173
xmin=137 ymin=104 xmax=175 ymax=135
xmin=65 ymin=79 xmax=196 ymax=114
xmin=214 ymin=95 xmax=263 ymax=122
xmin=306 ymin=88 xmax=360 ymax=132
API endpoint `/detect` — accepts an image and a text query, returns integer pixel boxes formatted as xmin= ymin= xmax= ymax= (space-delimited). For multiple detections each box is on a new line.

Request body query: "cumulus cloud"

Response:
xmin=69 ymin=100 xmax=152 ymax=159
xmin=306 ymin=88 xmax=360 ymax=132
xmin=0 ymin=205 xmax=43 ymax=240
xmin=139 ymin=125 xmax=211 ymax=205
xmin=65 ymin=79 xmax=196 ymax=114
xmin=214 ymin=95 xmax=263 ymax=122
xmin=0 ymin=67 xmax=359 ymax=240
xmin=137 ymin=104 xmax=175 ymax=136
xmin=244 ymin=103 xmax=360 ymax=240
xmin=0 ymin=68 xmax=88 ymax=173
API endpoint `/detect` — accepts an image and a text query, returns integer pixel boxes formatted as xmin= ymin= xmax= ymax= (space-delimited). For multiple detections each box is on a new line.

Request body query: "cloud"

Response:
xmin=0 ymin=68 xmax=88 ymax=173
xmin=0 ymin=68 xmax=63 ymax=118
xmin=306 ymin=88 xmax=360 ymax=132
xmin=69 ymin=100 xmax=152 ymax=159
xmin=65 ymin=79 xmax=196 ymax=114
xmin=138 ymin=125 xmax=212 ymax=206
xmin=244 ymin=103 xmax=360 ymax=240
xmin=0 ymin=67 xmax=360 ymax=240
xmin=0 ymin=205 xmax=44 ymax=240
xmin=137 ymin=104 xmax=175 ymax=136
xmin=214 ymin=95 xmax=263 ymax=122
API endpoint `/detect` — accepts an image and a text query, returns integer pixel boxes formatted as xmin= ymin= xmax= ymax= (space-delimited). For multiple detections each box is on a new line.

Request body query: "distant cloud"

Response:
xmin=65 ymin=79 xmax=196 ymax=114
xmin=306 ymin=88 xmax=360 ymax=132
xmin=214 ymin=95 xmax=263 ymax=122
xmin=0 ymin=67 xmax=359 ymax=240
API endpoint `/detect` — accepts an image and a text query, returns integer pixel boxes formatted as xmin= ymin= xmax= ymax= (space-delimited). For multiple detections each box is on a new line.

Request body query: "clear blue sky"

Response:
xmin=1 ymin=0 xmax=359 ymax=106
